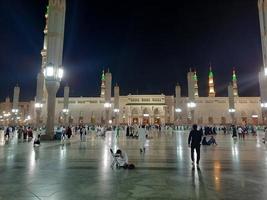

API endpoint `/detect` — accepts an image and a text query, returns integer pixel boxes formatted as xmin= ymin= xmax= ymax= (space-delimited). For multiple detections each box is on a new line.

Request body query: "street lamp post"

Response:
xmin=44 ymin=64 xmax=63 ymax=139
xmin=42 ymin=0 xmax=66 ymax=139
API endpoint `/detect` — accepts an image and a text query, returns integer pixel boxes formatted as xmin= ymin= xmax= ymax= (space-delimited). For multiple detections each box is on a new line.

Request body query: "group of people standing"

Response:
xmin=4 ymin=126 xmax=33 ymax=141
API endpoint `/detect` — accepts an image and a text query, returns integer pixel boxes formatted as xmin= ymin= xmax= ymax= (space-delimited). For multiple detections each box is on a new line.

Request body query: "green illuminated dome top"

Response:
xmin=101 ymin=70 xmax=105 ymax=81
xmin=46 ymin=5 xmax=49 ymax=15
xmin=232 ymin=70 xmax=237 ymax=81
xmin=193 ymin=71 xmax=198 ymax=81
xmin=209 ymin=67 xmax=213 ymax=78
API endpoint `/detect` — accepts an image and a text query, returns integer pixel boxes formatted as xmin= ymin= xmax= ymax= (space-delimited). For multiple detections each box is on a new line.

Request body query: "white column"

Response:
xmin=104 ymin=71 xmax=112 ymax=125
xmin=35 ymin=72 xmax=45 ymax=127
xmin=45 ymin=0 xmax=66 ymax=139
xmin=228 ymin=83 xmax=235 ymax=124
xmin=175 ymin=84 xmax=181 ymax=124
xmin=259 ymin=70 xmax=267 ymax=124
xmin=63 ymin=85 xmax=69 ymax=126
xmin=12 ymin=86 xmax=20 ymax=111
xmin=187 ymin=71 xmax=195 ymax=124
xmin=258 ymin=0 xmax=267 ymax=67
xmin=114 ymin=85 xmax=120 ymax=125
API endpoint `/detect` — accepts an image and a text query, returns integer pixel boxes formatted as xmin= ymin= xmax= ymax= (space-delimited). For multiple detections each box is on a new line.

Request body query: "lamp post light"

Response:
xmin=228 ymin=108 xmax=236 ymax=113
xmin=175 ymin=108 xmax=182 ymax=113
xmin=187 ymin=102 xmax=196 ymax=108
xmin=104 ymin=102 xmax=112 ymax=108
xmin=11 ymin=109 xmax=19 ymax=114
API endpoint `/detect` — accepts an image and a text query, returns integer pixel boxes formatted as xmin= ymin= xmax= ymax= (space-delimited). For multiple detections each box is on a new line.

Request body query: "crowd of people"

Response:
xmin=4 ymin=126 xmax=34 ymax=141
xmin=1 ymin=122 xmax=266 ymax=170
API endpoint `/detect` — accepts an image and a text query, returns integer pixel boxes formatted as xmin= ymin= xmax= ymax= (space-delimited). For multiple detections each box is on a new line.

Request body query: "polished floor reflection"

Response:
xmin=0 ymin=130 xmax=267 ymax=200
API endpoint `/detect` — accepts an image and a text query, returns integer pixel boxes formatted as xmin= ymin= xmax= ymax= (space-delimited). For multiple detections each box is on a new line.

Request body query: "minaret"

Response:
xmin=228 ymin=83 xmax=235 ymax=124
xmin=193 ymin=70 xmax=199 ymax=97
xmin=208 ymin=66 xmax=215 ymax=97
xmin=187 ymin=69 xmax=194 ymax=101
xmin=100 ymin=70 xmax=105 ymax=98
xmin=232 ymin=69 xmax=238 ymax=97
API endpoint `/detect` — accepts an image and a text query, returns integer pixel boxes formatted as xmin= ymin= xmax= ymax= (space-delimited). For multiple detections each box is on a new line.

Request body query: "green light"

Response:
xmin=101 ymin=71 xmax=105 ymax=81
xmin=209 ymin=70 xmax=213 ymax=78
xmin=232 ymin=73 xmax=237 ymax=81
xmin=193 ymin=73 xmax=197 ymax=81
xmin=46 ymin=5 xmax=49 ymax=15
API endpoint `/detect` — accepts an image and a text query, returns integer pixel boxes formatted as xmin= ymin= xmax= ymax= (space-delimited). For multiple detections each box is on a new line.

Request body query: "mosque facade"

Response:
xmin=0 ymin=0 xmax=265 ymax=127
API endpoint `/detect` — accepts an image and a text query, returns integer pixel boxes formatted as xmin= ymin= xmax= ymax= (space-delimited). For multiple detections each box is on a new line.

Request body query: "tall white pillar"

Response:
xmin=228 ymin=83 xmax=235 ymax=124
xmin=258 ymin=0 xmax=267 ymax=124
xmin=187 ymin=70 xmax=195 ymax=124
xmin=12 ymin=85 xmax=20 ymax=125
xmin=104 ymin=71 xmax=112 ymax=125
xmin=35 ymin=72 xmax=45 ymax=127
xmin=63 ymin=85 xmax=70 ymax=126
xmin=44 ymin=0 xmax=66 ymax=139
xmin=258 ymin=0 xmax=267 ymax=68
xmin=12 ymin=85 xmax=20 ymax=112
xmin=114 ymin=85 xmax=120 ymax=125
xmin=175 ymin=84 xmax=182 ymax=124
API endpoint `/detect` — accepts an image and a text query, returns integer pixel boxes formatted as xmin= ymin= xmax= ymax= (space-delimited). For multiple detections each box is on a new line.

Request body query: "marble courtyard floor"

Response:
xmin=1 ymin=131 xmax=267 ymax=200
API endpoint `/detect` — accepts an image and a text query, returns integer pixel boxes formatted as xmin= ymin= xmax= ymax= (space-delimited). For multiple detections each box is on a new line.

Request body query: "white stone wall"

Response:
xmin=0 ymin=95 xmax=262 ymax=126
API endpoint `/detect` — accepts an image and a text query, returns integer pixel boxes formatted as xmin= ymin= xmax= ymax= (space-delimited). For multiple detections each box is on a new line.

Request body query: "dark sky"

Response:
xmin=0 ymin=0 xmax=262 ymax=101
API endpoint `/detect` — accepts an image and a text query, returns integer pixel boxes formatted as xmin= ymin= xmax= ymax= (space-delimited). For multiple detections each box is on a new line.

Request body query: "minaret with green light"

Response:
xmin=208 ymin=66 xmax=215 ymax=97
xmin=100 ymin=70 xmax=106 ymax=98
xmin=193 ymin=70 xmax=199 ymax=97
xmin=232 ymin=69 xmax=238 ymax=97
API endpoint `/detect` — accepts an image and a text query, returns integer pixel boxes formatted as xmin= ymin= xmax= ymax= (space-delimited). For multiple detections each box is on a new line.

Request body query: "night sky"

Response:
xmin=0 ymin=0 xmax=262 ymax=101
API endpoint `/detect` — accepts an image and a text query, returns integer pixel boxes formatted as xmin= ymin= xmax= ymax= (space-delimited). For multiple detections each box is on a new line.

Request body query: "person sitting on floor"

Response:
xmin=115 ymin=149 xmax=129 ymax=169
xmin=202 ymin=136 xmax=209 ymax=145
xmin=207 ymin=136 xmax=217 ymax=145
xmin=115 ymin=149 xmax=135 ymax=169
xmin=33 ymin=134 xmax=41 ymax=147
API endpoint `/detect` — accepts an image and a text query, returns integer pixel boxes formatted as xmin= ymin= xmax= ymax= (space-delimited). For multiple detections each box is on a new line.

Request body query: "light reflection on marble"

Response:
xmin=1 ymin=130 xmax=267 ymax=199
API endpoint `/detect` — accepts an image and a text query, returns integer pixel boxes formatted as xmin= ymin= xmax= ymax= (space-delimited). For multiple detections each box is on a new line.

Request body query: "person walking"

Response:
xmin=238 ymin=126 xmax=242 ymax=139
xmin=188 ymin=124 xmax=203 ymax=166
xmin=264 ymin=127 xmax=267 ymax=143
xmin=232 ymin=125 xmax=237 ymax=138
xmin=116 ymin=126 xmax=120 ymax=138
xmin=138 ymin=125 xmax=147 ymax=153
